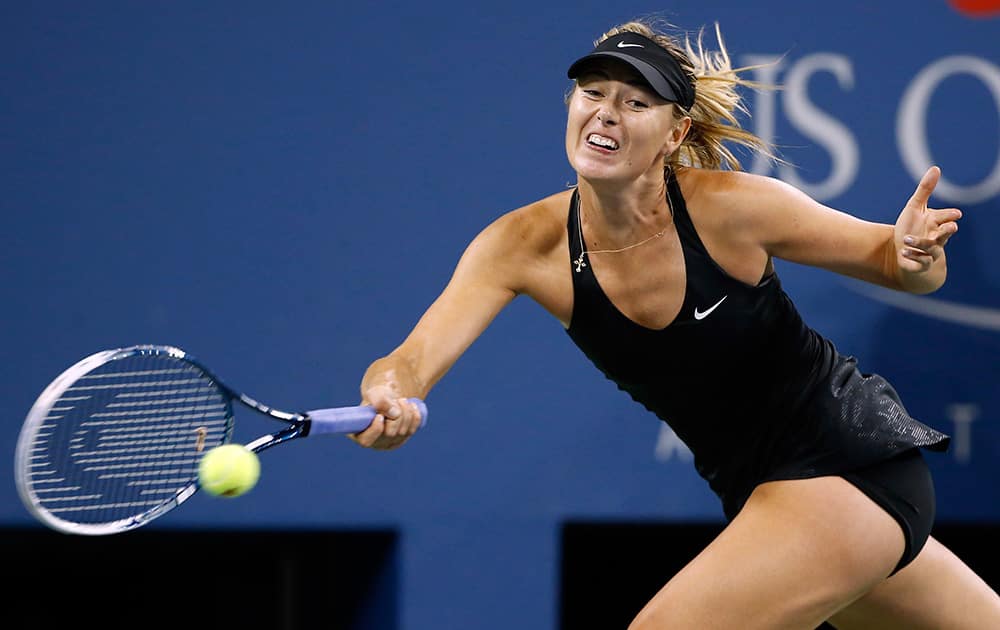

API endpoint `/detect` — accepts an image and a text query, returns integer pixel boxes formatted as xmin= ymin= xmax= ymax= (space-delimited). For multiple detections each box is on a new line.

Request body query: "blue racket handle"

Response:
xmin=306 ymin=398 xmax=428 ymax=435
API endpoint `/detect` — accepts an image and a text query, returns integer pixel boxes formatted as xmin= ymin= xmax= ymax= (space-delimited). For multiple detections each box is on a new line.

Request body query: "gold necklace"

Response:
xmin=573 ymin=187 xmax=674 ymax=273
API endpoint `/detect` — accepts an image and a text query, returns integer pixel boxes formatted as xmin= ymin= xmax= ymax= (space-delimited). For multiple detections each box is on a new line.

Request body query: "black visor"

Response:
xmin=567 ymin=32 xmax=695 ymax=110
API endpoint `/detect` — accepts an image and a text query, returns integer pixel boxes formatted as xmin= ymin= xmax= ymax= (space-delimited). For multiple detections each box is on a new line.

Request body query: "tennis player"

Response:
xmin=351 ymin=19 xmax=1000 ymax=629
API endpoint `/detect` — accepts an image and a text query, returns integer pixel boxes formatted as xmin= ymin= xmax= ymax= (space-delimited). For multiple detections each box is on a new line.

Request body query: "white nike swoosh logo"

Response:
xmin=694 ymin=295 xmax=727 ymax=320
xmin=846 ymin=282 xmax=1000 ymax=331
xmin=617 ymin=41 xmax=643 ymax=48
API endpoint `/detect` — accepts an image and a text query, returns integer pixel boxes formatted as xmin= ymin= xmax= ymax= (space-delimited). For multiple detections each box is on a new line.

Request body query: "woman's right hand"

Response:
xmin=348 ymin=384 xmax=424 ymax=450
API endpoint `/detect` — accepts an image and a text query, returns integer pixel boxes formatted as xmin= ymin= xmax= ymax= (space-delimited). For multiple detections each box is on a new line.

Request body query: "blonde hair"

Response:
xmin=593 ymin=19 xmax=779 ymax=171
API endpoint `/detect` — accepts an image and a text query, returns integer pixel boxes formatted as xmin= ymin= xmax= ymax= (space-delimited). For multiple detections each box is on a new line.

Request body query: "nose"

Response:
xmin=597 ymin=108 xmax=618 ymax=125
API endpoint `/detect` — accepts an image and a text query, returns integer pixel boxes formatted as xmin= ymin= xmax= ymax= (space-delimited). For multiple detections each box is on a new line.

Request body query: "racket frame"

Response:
xmin=15 ymin=345 xmax=306 ymax=535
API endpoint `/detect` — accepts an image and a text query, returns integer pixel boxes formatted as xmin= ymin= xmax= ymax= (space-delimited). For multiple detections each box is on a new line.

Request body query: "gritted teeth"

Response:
xmin=587 ymin=133 xmax=619 ymax=150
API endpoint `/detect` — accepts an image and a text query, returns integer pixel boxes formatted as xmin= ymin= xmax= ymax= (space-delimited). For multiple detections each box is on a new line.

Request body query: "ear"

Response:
xmin=662 ymin=115 xmax=692 ymax=155
xmin=671 ymin=116 xmax=692 ymax=145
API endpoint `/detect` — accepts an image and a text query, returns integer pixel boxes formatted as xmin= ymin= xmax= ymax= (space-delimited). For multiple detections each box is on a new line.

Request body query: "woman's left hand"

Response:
xmin=894 ymin=166 xmax=962 ymax=285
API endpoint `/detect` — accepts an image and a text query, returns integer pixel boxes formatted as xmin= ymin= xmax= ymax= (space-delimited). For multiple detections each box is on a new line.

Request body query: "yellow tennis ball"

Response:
xmin=198 ymin=444 xmax=260 ymax=498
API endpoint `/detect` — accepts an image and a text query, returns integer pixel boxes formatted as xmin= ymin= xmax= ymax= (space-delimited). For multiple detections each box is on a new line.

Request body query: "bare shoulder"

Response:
xmin=462 ymin=189 xmax=574 ymax=296
xmin=484 ymin=189 xmax=574 ymax=253
xmin=678 ymin=168 xmax=803 ymax=213
xmin=676 ymin=167 xmax=818 ymax=235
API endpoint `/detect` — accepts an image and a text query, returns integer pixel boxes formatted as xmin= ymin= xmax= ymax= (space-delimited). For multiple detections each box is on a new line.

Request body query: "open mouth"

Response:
xmin=587 ymin=133 xmax=619 ymax=151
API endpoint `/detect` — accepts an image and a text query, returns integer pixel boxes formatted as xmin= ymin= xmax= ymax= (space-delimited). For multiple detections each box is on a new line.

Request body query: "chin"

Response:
xmin=573 ymin=166 xmax=636 ymax=186
xmin=569 ymin=156 xmax=622 ymax=182
xmin=570 ymin=148 xmax=654 ymax=184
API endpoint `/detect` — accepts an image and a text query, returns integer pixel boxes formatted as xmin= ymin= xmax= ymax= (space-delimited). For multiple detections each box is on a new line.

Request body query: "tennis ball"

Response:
xmin=198 ymin=444 xmax=260 ymax=498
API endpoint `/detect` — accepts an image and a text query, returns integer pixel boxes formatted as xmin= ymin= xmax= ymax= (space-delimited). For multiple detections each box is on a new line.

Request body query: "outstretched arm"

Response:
xmin=734 ymin=166 xmax=961 ymax=294
xmin=350 ymin=213 xmax=524 ymax=450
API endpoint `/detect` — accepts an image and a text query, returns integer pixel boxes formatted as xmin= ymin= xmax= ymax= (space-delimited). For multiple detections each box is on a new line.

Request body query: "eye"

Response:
xmin=627 ymin=99 xmax=649 ymax=110
xmin=582 ymin=88 xmax=603 ymax=99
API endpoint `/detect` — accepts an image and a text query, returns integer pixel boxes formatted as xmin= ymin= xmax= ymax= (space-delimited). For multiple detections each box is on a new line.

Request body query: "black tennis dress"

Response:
xmin=564 ymin=172 xmax=950 ymax=532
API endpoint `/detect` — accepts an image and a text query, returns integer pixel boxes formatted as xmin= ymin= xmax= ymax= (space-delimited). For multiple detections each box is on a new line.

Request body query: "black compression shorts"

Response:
xmin=841 ymin=447 xmax=935 ymax=575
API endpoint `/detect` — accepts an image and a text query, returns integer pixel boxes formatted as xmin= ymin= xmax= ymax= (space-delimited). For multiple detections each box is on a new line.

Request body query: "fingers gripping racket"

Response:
xmin=14 ymin=344 xmax=427 ymax=536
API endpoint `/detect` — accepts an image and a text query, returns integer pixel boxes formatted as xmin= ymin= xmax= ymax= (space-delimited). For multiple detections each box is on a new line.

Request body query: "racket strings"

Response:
xmin=25 ymin=352 xmax=232 ymax=527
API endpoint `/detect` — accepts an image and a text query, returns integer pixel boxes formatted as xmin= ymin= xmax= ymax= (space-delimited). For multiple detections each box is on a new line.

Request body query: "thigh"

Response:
xmin=827 ymin=535 xmax=1000 ymax=630
xmin=628 ymin=476 xmax=905 ymax=630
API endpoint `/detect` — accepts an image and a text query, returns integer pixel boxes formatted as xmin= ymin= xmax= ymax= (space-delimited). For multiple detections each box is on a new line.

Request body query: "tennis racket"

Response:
xmin=14 ymin=344 xmax=427 ymax=536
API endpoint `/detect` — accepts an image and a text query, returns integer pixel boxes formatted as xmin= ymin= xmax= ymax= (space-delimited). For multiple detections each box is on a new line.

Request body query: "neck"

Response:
xmin=576 ymin=174 xmax=671 ymax=245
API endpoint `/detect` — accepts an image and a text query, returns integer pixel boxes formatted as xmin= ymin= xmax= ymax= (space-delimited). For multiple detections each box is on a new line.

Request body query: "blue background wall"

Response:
xmin=3 ymin=2 xmax=998 ymax=628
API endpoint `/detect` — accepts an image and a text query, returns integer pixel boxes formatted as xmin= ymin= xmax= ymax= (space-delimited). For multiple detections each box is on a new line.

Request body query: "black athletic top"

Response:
xmin=565 ymin=171 xmax=950 ymax=519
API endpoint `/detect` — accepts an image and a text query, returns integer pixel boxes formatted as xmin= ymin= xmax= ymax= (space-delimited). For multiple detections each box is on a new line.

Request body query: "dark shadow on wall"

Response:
xmin=2 ymin=527 xmax=398 ymax=630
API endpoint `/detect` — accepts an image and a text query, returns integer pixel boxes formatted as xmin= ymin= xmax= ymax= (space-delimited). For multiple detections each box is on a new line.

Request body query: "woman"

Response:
xmin=350 ymin=19 xmax=1000 ymax=629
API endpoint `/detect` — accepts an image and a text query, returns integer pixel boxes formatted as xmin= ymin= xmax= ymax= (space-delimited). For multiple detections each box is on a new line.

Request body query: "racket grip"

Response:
xmin=306 ymin=398 xmax=428 ymax=435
